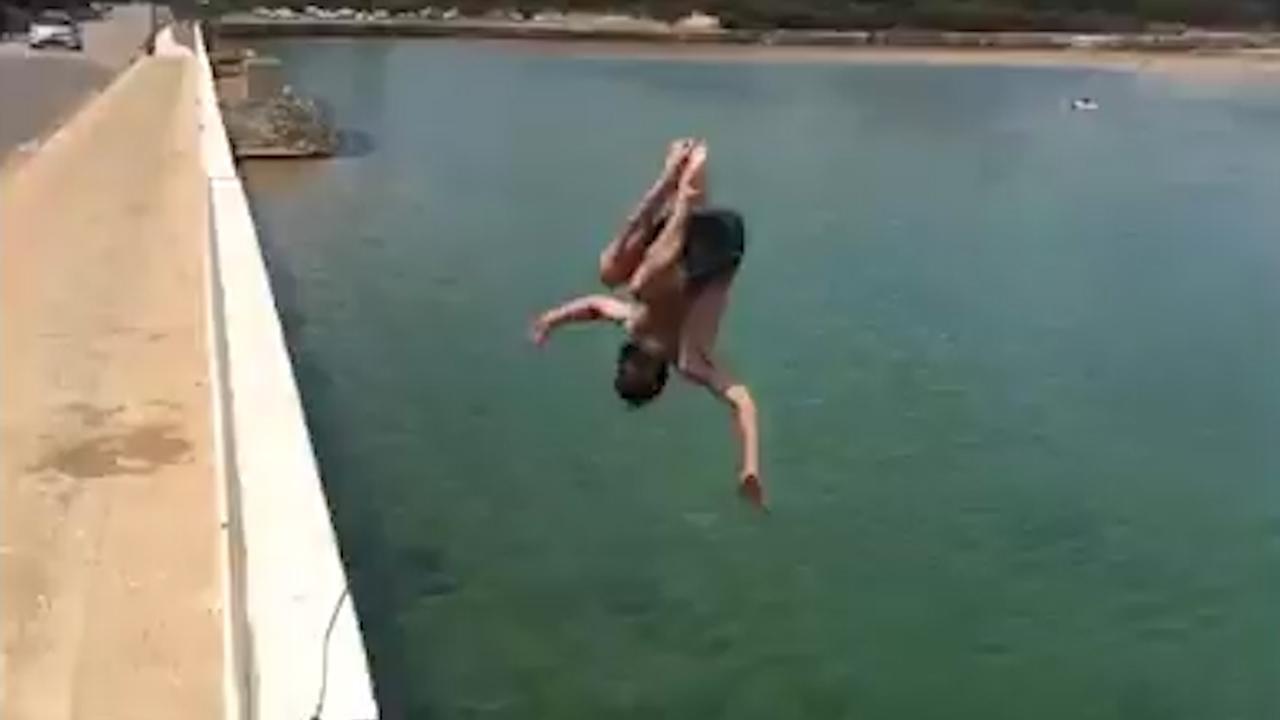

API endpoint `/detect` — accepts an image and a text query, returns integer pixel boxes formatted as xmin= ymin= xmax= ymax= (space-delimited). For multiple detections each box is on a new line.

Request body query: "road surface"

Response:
xmin=0 ymin=3 xmax=156 ymax=163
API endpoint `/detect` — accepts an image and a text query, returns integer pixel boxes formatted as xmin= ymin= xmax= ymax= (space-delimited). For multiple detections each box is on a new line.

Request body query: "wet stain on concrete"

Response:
xmin=31 ymin=422 xmax=192 ymax=478
xmin=61 ymin=402 xmax=124 ymax=429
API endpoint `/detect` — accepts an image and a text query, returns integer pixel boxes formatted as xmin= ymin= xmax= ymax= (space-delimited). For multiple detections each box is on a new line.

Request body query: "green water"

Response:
xmin=242 ymin=39 xmax=1280 ymax=719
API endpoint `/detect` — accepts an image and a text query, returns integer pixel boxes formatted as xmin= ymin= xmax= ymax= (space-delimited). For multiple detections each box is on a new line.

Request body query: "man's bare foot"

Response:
xmin=679 ymin=142 xmax=708 ymax=201
xmin=663 ymin=138 xmax=695 ymax=177
xmin=738 ymin=473 xmax=767 ymax=512
xmin=683 ymin=142 xmax=707 ymax=178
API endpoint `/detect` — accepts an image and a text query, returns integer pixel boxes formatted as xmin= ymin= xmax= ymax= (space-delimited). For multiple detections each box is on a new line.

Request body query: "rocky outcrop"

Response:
xmin=210 ymin=48 xmax=336 ymax=158
xmin=221 ymin=90 xmax=336 ymax=158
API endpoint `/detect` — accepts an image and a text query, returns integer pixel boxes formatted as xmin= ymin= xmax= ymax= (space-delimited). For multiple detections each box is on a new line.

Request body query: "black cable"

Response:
xmin=310 ymin=585 xmax=351 ymax=720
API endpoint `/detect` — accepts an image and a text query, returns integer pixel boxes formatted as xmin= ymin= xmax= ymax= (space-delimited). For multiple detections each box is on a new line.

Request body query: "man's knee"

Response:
xmin=598 ymin=252 xmax=628 ymax=288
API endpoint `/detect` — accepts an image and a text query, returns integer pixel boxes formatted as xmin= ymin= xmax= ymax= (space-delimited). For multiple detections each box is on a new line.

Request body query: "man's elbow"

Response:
xmin=725 ymin=384 xmax=756 ymax=416
xmin=675 ymin=353 xmax=694 ymax=377
xmin=677 ymin=356 xmax=749 ymax=407
xmin=676 ymin=352 xmax=711 ymax=383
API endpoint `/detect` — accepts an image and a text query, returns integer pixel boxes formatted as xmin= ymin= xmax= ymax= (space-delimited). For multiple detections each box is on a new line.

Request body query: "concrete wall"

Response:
xmin=192 ymin=25 xmax=379 ymax=720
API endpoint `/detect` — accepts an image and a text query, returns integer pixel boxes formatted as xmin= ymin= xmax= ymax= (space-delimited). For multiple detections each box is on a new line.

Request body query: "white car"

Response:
xmin=28 ymin=10 xmax=82 ymax=50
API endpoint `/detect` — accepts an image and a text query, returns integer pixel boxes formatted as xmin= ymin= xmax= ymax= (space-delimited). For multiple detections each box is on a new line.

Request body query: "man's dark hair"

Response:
xmin=614 ymin=341 xmax=669 ymax=408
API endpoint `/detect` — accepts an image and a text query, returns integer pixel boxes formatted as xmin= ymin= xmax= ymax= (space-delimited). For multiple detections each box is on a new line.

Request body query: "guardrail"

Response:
xmin=192 ymin=23 xmax=379 ymax=720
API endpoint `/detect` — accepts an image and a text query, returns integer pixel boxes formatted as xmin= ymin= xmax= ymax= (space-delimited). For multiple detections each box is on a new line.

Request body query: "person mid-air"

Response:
xmin=531 ymin=139 xmax=763 ymax=508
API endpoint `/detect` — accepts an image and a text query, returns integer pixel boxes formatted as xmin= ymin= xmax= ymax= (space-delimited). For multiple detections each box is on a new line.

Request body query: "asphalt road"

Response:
xmin=0 ymin=4 xmax=156 ymax=162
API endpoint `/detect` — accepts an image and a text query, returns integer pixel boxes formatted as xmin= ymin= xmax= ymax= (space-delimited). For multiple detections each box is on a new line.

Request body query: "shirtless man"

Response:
xmin=530 ymin=139 xmax=764 ymax=508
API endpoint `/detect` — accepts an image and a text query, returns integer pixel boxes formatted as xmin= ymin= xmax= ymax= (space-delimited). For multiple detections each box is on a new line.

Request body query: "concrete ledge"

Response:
xmin=193 ymin=24 xmax=378 ymax=720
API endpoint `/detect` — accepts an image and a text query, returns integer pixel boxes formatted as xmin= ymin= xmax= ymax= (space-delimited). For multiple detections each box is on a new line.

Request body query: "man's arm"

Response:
xmin=626 ymin=189 xmax=694 ymax=300
xmin=677 ymin=351 xmax=762 ymax=502
xmin=530 ymin=294 xmax=633 ymax=345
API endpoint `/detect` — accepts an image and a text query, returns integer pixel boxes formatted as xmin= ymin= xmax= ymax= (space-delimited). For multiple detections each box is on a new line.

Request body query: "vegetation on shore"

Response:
xmin=750 ymin=1 xmax=1276 ymax=32
xmin=5 ymin=0 xmax=1280 ymax=33
xmin=699 ymin=0 xmax=1280 ymax=32
xmin=210 ymin=0 xmax=1280 ymax=32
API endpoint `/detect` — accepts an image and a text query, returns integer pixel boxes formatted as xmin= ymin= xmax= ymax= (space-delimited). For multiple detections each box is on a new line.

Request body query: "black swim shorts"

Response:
xmin=646 ymin=207 xmax=746 ymax=293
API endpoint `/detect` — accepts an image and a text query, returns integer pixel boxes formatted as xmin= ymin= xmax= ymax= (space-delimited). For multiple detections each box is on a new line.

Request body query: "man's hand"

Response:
xmin=529 ymin=315 xmax=552 ymax=346
xmin=739 ymin=471 xmax=766 ymax=511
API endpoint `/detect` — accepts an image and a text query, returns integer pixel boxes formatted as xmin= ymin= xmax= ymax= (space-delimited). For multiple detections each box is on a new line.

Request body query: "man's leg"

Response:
xmin=598 ymin=140 xmax=691 ymax=287
xmin=678 ymin=273 xmax=734 ymax=370
xmin=625 ymin=193 xmax=694 ymax=296
xmin=678 ymin=209 xmax=745 ymax=379
xmin=626 ymin=143 xmax=709 ymax=295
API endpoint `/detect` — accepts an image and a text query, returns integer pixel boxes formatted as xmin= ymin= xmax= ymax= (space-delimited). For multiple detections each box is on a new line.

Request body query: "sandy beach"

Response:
xmin=485 ymin=39 xmax=1280 ymax=77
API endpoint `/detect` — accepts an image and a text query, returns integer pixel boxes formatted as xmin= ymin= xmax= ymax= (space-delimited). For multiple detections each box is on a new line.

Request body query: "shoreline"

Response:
xmin=211 ymin=17 xmax=1280 ymax=75
xmin=207 ymin=19 xmax=1280 ymax=77
xmin=475 ymin=40 xmax=1280 ymax=75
